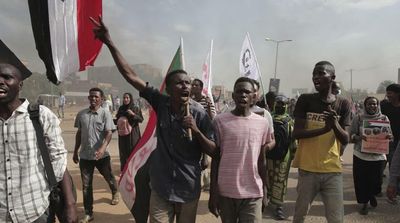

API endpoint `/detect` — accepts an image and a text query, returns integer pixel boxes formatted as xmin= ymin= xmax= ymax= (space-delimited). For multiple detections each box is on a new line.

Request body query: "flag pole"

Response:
xmin=209 ymin=39 xmax=214 ymax=104
xmin=180 ymin=37 xmax=186 ymax=70
xmin=247 ymin=32 xmax=267 ymax=107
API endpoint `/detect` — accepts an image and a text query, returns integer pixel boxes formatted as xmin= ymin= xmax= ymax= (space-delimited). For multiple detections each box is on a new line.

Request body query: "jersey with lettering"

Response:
xmin=292 ymin=93 xmax=351 ymax=173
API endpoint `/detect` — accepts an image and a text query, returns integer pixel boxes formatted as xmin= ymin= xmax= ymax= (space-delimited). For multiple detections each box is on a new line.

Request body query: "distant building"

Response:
xmin=62 ymin=64 xmax=162 ymax=100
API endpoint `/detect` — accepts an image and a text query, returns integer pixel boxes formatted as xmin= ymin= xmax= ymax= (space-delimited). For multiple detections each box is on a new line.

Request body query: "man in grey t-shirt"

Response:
xmin=73 ymin=87 xmax=118 ymax=223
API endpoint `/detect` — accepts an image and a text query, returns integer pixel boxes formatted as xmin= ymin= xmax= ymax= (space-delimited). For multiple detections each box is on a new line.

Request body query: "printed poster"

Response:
xmin=361 ymin=120 xmax=391 ymax=154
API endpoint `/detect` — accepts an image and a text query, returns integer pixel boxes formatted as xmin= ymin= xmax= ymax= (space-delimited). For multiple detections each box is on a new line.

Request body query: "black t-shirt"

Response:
xmin=381 ymin=101 xmax=400 ymax=143
xmin=294 ymin=93 xmax=352 ymax=128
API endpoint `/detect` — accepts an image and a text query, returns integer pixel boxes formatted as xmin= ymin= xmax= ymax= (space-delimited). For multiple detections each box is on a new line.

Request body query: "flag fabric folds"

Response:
xmin=239 ymin=32 xmax=261 ymax=80
xmin=118 ymin=41 xmax=185 ymax=210
xmin=201 ymin=40 xmax=215 ymax=105
xmin=28 ymin=0 xmax=103 ymax=84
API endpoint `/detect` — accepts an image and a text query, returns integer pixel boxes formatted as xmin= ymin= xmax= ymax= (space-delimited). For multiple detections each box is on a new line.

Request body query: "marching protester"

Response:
xmin=102 ymin=94 xmax=114 ymax=114
xmin=266 ymin=95 xmax=297 ymax=220
xmin=249 ymin=80 xmax=275 ymax=212
xmin=332 ymin=82 xmax=348 ymax=161
xmin=114 ymin=95 xmax=121 ymax=111
xmin=0 ymin=40 xmax=77 ymax=223
xmin=385 ymin=84 xmax=400 ymax=203
xmin=116 ymin=92 xmax=143 ymax=172
xmin=58 ymin=92 xmax=66 ymax=118
xmin=191 ymin=78 xmax=216 ymax=191
xmin=191 ymin=78 xmax=216 ymax=119
xmin=91 ymin=17 xmax=217 ymax=223
xmin=350 ymin=96 xmax=391 ymax=215
xmin=73 ymin=87 xmax=119 ymax=223
xmin=292 ymin=61 xmax=351 ymax=223
xmin=116 ymin=92 xmax=148 ymax=223
xmin=381 ymin=84 xmax=400 ymax=166
xmin=209 ymin=77 xmax=274 ymax=222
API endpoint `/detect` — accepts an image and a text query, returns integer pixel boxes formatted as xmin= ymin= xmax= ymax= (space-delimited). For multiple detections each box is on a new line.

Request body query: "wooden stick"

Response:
xmin=186 ymin=103 xmax=192 ymax=141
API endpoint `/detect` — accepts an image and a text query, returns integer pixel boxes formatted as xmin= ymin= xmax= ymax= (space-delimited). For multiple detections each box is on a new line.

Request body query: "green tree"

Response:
xmin=376 ymin=80 xmax=395 ymax=94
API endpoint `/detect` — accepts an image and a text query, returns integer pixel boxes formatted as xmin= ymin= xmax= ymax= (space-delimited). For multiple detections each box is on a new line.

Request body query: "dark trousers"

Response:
xmin=387 ymin=140 xmax=399 ymax=167
xmin=80 ymin=156 xmax=118 ymax=215
xmin=353 ymin=155 xmax=385 ymax=204
xmin=130 ymin=159 xmax=151 ymax=223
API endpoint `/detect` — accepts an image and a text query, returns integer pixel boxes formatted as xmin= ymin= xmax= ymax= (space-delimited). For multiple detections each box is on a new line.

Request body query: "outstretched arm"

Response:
xmin=90 ymin=16 xmax=146 ymax=92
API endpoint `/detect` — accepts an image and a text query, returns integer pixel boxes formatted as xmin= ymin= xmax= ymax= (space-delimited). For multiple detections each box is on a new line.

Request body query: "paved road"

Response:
xmin=59 ymin=107 xmax=400 ymax=222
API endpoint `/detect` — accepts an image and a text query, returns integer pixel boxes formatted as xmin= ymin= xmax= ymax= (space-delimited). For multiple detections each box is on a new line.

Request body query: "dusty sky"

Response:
xmin=1 ymin=0 xmax=400 ymax=96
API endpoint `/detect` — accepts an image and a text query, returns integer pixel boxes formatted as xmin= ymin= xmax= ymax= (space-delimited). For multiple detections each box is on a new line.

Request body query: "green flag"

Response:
xmin=160 ymin=38 xmax=185 ymax=91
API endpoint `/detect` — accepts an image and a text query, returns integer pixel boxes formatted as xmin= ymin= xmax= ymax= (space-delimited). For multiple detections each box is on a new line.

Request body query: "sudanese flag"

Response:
xmin=28 ymin=0 xmax=102 ymax=84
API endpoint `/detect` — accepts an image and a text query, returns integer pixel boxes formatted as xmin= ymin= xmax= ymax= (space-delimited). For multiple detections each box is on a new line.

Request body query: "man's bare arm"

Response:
xmin=262 ymin=134 xmax=276 ymax=151
xmin=95 ymin=130 xmax=113 ymax=160
xmin=72 ymin=129 xmax=81 ymax=164
xmin=90 ymin=16 xmax=146 ymax=92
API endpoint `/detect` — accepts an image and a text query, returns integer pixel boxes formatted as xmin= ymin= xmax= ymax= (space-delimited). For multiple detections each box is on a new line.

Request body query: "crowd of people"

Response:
xmin=2 ymin=17 xmax=400 ymax=223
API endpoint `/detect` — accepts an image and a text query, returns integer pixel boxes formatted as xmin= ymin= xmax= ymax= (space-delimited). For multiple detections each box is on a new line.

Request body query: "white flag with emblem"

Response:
xmin=239 ymin=32 xmax=260 ymax=80
xmin=202 ymin=40 xmax=214 ymax=105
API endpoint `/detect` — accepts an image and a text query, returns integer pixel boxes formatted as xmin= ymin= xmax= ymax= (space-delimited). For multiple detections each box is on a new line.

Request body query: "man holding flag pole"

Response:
xmin=90 ymin=16 xmax=217 ymax=223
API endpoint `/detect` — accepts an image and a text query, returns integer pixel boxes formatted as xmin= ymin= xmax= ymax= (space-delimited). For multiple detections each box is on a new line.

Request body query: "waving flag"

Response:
xmin=202 ymin=40 xmax=214 ymax=105
xmin=119 ymin=40 xmax=185 ymax=213
xmin=28 ymin=0 xmax=103 ymax=84
xmin=239 ymin=32 xmax=261 ymax=80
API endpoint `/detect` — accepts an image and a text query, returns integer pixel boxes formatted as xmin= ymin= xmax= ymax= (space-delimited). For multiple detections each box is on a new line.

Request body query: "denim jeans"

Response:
xmin=293 ymin=169 xmax=343 ymax=223
xmin=79 ymin=156 xmax=118 ymax=215
xmin=219 ymin=196 xmax=262 ymax=223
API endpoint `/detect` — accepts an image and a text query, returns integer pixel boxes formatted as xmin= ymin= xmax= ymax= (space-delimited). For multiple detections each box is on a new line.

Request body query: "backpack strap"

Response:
xmin=28 ymin=103 xmax=58 ymax=189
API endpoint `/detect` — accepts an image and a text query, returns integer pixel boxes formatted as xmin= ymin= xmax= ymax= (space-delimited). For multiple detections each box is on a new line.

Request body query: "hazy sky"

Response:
xmin=1 ymin=0 xmax=400 ymax=96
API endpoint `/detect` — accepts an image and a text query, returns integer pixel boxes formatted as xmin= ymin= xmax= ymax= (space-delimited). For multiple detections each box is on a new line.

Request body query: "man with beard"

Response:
xmin=292 ymin=61 xmax=351 ymax=223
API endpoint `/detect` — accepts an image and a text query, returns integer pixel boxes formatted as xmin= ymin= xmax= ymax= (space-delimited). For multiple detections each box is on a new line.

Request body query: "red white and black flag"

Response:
xmin=28 ymin=0 xmax=103 ymax=84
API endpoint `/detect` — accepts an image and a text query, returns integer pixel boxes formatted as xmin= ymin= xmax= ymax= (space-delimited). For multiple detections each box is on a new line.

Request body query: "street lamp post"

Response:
xmin=265 ymin=38 xmax=292 ymax=80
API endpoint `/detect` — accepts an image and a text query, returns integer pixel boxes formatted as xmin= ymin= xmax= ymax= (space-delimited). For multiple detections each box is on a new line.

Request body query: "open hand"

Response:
xmin=89 ymin=15 xmax=111 ymax=44
xmin=95 ymin=147 xmax=106 ymax=160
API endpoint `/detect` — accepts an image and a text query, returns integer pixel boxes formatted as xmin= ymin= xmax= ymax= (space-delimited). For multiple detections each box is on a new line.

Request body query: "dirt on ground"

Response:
xmin=57 ymin=105 xmax=400 ymax=223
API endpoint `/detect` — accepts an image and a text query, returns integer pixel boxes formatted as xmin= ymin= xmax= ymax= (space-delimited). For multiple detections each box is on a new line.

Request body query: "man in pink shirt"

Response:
xmin=209 ymin=77 xmax=274 ymax=222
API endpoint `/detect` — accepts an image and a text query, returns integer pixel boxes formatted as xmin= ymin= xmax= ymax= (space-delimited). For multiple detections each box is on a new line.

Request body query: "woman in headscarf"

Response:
xmin=350 ymin=96 xmax=392 ymax=215
xmin=116 ymin=93 xmax=143 ymax=172
xmin=266 ymin=95 xmax=297 ymax=220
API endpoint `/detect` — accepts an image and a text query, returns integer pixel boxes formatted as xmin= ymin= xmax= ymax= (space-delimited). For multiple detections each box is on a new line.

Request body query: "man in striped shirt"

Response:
xmin=191 ymin=78 xmax=216 ymax=191
xmin=0 ymin=40 xmax=71 ymax=223
xmin=191 ymin=78 xmax=216 ymax=119
xmin=209 ymin=77 xmax=274 ymax=222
